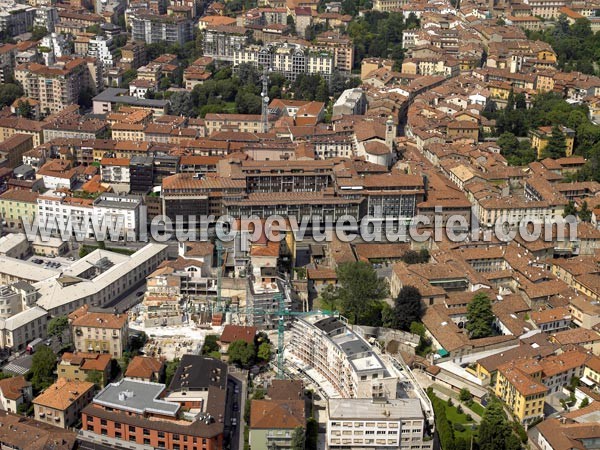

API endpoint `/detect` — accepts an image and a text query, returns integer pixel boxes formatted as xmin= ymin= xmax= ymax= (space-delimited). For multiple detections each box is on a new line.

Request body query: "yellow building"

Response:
xmin=530 ymin=125 xmax=575 ymax=158
xmin=111 ymin=123 xmax=146 ymax=141
xmin=0 ymin=189 xmax=39 ymax=230
xmin=57 ymin=352 xmax=112 ymax=387
xmin=68 ymin=305 xmax=129 ymax=358
xmin=583 ymin=356 xmax=600 ymax=386
xmin=495 ymin=362 xmax=548 ymax=425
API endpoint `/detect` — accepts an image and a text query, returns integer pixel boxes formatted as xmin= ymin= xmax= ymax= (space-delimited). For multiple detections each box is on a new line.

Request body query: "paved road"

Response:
xmin=228 ymin=368 xmax=247 ymax=450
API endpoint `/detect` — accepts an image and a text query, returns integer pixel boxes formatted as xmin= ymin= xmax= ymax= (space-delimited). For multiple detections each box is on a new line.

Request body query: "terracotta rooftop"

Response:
xmin=124 ymin=356 xmax=163 ymax=379
xmin=0 ymin=376 xmax=30 ymax=401
xmin=250 ymin=399 xmax=305 ymax=429
xmin=68 ymin=305 xmax=128 ymax=329
xmin=33 ymin=378 xmax=94 ymax=411
xmin=220 ymin=325 xmax=257 ymax=344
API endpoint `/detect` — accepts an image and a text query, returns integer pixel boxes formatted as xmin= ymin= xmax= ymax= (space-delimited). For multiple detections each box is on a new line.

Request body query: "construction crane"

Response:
xmin=212 ymin=242 xmax=338 ymax=378
xmin=239 ymin=292 xmax=338 ymax=379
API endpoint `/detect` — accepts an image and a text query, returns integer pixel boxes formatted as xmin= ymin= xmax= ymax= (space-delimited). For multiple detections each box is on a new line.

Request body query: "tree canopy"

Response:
xmin=391 ymin=286 xmax=423 ymax=331
xmin=466 ymin=293 xmax=495 ymax=339
xmin=479 ymin=400 xmax=521 ymax=450
xmin=228 ymin=340 xmax=255 ymax=368
xmin=30 ymin=346 xmax=57 ymax=391
xmin=324 ymin=261 xmax=389 ymax=325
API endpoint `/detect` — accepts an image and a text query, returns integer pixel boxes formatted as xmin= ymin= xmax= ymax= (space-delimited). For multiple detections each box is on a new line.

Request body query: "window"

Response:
xmin=100 ymin=419 xmax=107 ymax=426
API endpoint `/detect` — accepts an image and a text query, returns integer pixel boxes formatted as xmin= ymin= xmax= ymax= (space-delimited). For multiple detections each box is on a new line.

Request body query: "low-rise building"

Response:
xmin=124 ymin=355 xmax=163 ymax=382
xmin=0 ymin=376 xmax=31 ymax=413
xmin=68 ymin=305 xmax=129 ymax=358
xmin=327 ymin=398 xmax=433 ymax=450
xmin=81 ymin=356 xmax=227 ymax=450
xmin=33 ymin=378 xmax=95 ymax=429
xmin=58 ymin=352 xmax=112 ymax=387
xmin=0 ymin=411 xmax=77 ymax=450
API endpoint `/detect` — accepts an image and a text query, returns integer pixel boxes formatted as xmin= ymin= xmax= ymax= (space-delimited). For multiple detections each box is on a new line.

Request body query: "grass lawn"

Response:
xmin=223 ymin=101 xmax=237 ymax=113
xmin=467 ymin=401 xmax=485 ymax=417
xmin=444 ymin=402 xmax=479 ymax=441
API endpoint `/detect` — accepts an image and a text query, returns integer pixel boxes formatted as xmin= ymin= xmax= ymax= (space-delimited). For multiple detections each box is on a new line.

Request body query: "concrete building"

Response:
xmin=92 ymin=192 xmax=143 ymax=239
xmin=202 ymin=25 xmax=248 ymax=62
xmin=333 ymin=88 xmax=367 ymax=117
xmin=35 ymin=243 xmax=168 ymax=316
xmin=0 ymin=305 xmax=48 ymax=351
xmin=290 ymin=315 xmax=399 ymax=399
xmin=88 ymin=35 xmax=116 ymax=70
xmin=34 ymin=6 xmax=58 ymax=32
xmin=327 ymin=398 xmax=434 ymax=450
xmin=0 ymin=1 xmax=35 ymax=37
xmin=33 ymin=378 xmax=95 ymax=429
xmin=39 ymin=33 xmax=70 ymax=65
xmin=130 ymin=11 xmax=193 ymax=45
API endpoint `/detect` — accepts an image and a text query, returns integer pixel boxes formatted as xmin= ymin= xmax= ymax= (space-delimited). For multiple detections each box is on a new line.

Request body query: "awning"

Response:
xmin=580 ymin=376 xmax=595 ymax=387
xmin=437 ymin=348 xmax=449 ymax=357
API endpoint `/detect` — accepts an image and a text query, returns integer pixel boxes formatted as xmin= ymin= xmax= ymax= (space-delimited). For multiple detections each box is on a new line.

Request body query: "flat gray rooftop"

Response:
xmin=328 ymin=398 xmax=423 ymax=420
xmin=94 ymin=378 xmax=180 ymax=417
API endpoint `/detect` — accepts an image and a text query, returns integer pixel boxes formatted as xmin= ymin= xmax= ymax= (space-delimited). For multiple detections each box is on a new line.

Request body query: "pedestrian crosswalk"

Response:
xmin=2 ymin=363 xmax=29 ymax=375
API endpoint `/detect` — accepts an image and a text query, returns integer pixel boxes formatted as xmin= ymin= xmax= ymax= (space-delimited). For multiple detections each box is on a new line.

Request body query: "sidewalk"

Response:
xmin=431 ymin=383 xmax=483 ymax=424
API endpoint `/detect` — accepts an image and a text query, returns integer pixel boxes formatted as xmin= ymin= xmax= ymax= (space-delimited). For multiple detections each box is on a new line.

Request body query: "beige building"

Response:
xmin=33 ymin=378 xmax=95 ymax=429
xmin=69 ymin=305 xmax=129 ymax=358
xmin=15 ymin=57 xmax=99 ymax=116
xmin=204 ymin=113 xmax=264 ymax=135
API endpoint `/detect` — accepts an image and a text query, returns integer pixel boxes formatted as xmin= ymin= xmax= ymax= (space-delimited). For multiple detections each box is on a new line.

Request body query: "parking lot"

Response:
xmin=27 ymin=254 xmax=75 ymax=270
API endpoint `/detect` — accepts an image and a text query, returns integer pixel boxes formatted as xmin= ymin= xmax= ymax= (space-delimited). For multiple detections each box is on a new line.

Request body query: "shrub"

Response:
xmin=465 ymin=414 xmax=472 ymax=422
xmin=447 ymin=398 xmax=454 ymax=407
xmin=457 ymin=405 xmax=463 ymax=414
xmin=453 ymin=423 xmax=466 ymax=432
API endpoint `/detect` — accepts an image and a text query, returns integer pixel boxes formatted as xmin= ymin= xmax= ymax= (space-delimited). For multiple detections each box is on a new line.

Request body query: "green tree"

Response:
xmin=0 ymin=83 xmax=23 ymax=107
xmin=170 ymin=91 xmax=196 ymax=117
xmin=459 ymin=388 xmax=472 ymax=402
xmin=16 ymin=100 xmax=33 ymax=119
xmin=228 ymin=340 xmax=255 ymax=368
xmin=235 ymin=90 xmax=261 ymax=114
xmin=563 ymin=200 xmax=577 ymax=218
xmin=543 ymin=125 xmax=567 ymax=159
xmin=31 ymin=26 xmax=48 ymax=40
xmin=86 ymin=24 xmax=102 ymax=34
xmin=257 ymin=342 xmax=271 ymax=362
xmin=466 ymin=293 xmax=495 ymax=339
xmin=392 ymin=286 xmax=423 ymax=331
xmin=580 ymin=397 xmax=590 ymax=408
xmin=30 ymin=346 xmax=57 ymax=391
xmin=291 ymin=426 xmax=306 ymax=450
xmin=86 ymin=369 xmax=104 ymax=387
xmin=208 ymin=351 xmax=221 ymax=360
xmin=164 ymin=359 xmax=180 ymax=386
xmin=201 ymin=335 xmax=220 ymax=354
xmin=579 ymin=201 xmax=592 ymax=222
xmin=306 ymin=417 xmax=318 ymax=450
xmin=479 ymin=400 xmax=521 ymax=450
xmin=47 ymin=316 xmax=68 ymax=341
xmin=329 ymin=261 xmax=388 ymax=324
xmin=121 ymin=69 xmax=137 ymax=88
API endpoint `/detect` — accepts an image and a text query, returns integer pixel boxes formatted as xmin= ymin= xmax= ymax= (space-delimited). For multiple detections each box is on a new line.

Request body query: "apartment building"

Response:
xmin=204 ymin=113 xmax=264 ymax=135
xmin=68 ymin=306 xmax=129 ymax=358
xmin=15 ymin=58 xmax=98 ymax=116
xmin=327 ymin=398 xmax=433 ymax=450
xmin=100 ymin=157 xmax=130 ymax=184
xmin=333 ymin=88 xmax=367 ymax=117
xmin=234 ymin=42 xmax=334 ymax=81
xmin=58 ymin=352 xmax=112 ymax=387
xmin=202 ymin=25 xmax=248 ymax=62
xmin=372 ymin=0 xmax=410 ymax=12
xmin=33 ymin=378 xmax=95 ymax=429
xmin=130 ymin=11 xmax=193 ymax=45
xmin=0 ymin=305 xmax=48 ymax=351
xmin=495 ymin=362 xmax=548 ymax=426
xmin=0 ymin=189 xmax=39 ymax=230
xmin=314 ymin=32 xmax=354 ymax=73
xmin=92 ymin=192 xmax=143 ymax=239
xmin=124 ymin=355 xmax=163 ymax=382
xmin=290 ymin=315 xmax=398 ymax=398
xmin=88 ymin=35 xmax=116 ymax=70
xmin=80 ymin=358 xmax=227 ymax=450
xmin=0 ymin=1 xmax=36 ymax=37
